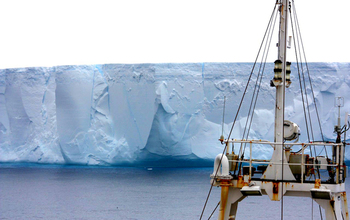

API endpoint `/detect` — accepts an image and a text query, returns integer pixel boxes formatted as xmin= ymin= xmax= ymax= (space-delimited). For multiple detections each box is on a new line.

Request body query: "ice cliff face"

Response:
xmin=0 ymin=63 xmax=349 ymax=166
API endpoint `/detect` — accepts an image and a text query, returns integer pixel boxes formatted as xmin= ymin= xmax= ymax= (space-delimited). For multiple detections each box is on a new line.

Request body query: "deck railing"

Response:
xmin=222 ymin=139 xmax=345 ymax=184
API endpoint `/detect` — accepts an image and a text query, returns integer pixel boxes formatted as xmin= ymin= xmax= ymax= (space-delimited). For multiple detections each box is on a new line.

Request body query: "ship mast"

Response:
xmin=275 ymin=0 xmax=288 ymax=144
xmin=206 ymin=1 xmax=349 ymax=219
xmin=262 ymin=0 xmax=295 ymax=181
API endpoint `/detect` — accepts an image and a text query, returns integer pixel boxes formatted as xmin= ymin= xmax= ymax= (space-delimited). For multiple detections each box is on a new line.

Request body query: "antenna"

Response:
xmin=220 ymin=96 xmax=226 ymax=143
xmin=335 ymin=97 xmax=344 ymax=128
xmin=345 ymin=112 xmax=349 ymax=142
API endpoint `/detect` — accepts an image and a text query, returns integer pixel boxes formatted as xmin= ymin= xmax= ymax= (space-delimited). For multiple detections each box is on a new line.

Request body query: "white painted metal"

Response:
xmin=262 ymin=0 xmax=295 ymax=182
xmin=212 ymin=154 xmax=231 ymax=179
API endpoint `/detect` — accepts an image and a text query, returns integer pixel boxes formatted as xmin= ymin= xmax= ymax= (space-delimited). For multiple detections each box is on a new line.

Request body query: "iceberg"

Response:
xmin=0 ymin=62 xmax=349 ymax=166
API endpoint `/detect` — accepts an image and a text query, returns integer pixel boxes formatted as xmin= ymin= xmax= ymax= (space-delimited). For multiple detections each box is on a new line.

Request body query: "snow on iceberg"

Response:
xmin=0 ymin=62 xmax=349 ymax=166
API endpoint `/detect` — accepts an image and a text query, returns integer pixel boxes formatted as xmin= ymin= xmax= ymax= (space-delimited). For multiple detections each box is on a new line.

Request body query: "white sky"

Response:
xmin=0 ymin=0 xmax=349 ymax=69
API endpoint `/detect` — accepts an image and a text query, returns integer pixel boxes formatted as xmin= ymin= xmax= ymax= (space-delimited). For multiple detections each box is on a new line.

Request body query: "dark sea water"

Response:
xmin=0 ymin=164 xmax=349 ymax=220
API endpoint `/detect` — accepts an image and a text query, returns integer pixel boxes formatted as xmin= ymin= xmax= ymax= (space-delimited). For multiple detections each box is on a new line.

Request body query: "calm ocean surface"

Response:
xmin=0 ymin=164 xmax=349 ymax=220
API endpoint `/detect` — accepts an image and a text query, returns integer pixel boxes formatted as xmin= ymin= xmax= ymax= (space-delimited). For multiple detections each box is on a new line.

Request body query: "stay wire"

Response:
xmin=237 ymin=57 xmax=267 ymax=173
xmin=227 ymin=2 xmax=278 ymax=141
xmin=291 ymin=0 xmax=319 ymax=177
xmin=241 ymin=64 xmax=267 ymax=155
xmin=242 ymin=6 xmax=278 ymax=142
xmin=291 ymin=2 xmax=324 ymax=219
xmin=200 ymin=4 xmax=279 ymax=219
xmin=290 ymin=3 xmax=311 ymax=144
xmin=291 ymin=0 xmax=319 ymax=174
xmin=199 ymin=146 xmax=227 ymax=220
xmin=238 ymin=66 xmax=263 ymax=155
xmin=297 ymin=17 xmax=316 ymax=152
xmin=242 ymin=9 xmax=278 ymax=156
xmin=239 ymin=16 xmax=274 ymax=141
xmin=207 ymin=201 xmax=220 ymax=220
xmin=235 ymin=4 xmax=278 ymax=175
xmin=292 ymin=0 xmax=328 ymax=158
xmin=291 ymin=1 xmax=322 ymax=179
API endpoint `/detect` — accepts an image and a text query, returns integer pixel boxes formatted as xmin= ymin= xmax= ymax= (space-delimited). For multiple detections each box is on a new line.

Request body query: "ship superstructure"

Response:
xmin=201 ymin=1 xmax=349 ymax=219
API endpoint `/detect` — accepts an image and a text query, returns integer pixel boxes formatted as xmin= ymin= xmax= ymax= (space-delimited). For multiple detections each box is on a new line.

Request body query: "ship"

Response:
xmin=200 ymin=0 xmax=349 ymax=219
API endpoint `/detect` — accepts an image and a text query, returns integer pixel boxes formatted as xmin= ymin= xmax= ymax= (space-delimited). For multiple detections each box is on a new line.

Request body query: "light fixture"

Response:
xmin=240 ymin=185 xmax=262 ymax=196
xmin=310 ymin=188 xmax=331 ymax=200
xmin=286 ymin=61 xmax=291 ymax=82
xmin=274 ymin=60 xmax=282 ymax=80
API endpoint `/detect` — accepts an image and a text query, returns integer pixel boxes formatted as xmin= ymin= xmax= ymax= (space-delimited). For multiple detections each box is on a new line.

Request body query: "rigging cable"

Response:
xmin=199 ymin=145 xmax=227 ymax=220
xmin=241 ymin=6 xmax=278 ymax=155
xmin=207 ymin=202 xmax=220 ymax=220
xmin=290 ymin=0 xmax=314 ymax=161
xmin=234 ymin=3 xmax=279 ymax=176
xmin=291 ymin=0 xmax=328 ymax=158
xmin=291 ymin=1 xmax=324 ymax=219
xmin=291 ymin=0 xmax=317 ymax=176
xmin=227 ymin=2 xmax=279 ymax=141
xmin=199 ymin=3 xmax=279 ymax=219
xmin=291 ymin=0 xmax=323 ymax=178
xmin=237 ymin=10 xmax=278 ymax=178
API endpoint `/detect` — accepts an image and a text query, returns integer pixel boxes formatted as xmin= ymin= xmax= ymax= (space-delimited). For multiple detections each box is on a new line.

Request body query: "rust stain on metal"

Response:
xmin=236 ymin=176 xmax=244 ymax=188
xmin=220 ymin=181 xmax=231 ymax=187
xmin=272 ymin=182 xmax=279 ymax=201
xmin=283 ymin=182 xmax=290 ymax=190
xmin=314 ymin=179 xmax=321 ymax=189
xmin=273 ymin=182 xmax=279 ymax=193
xmin=281 ymin=5 xmax=284 ymax=15
xmin=218 ymin=180 xmax=230 ymax=220
xmin=341 ymin=192 xmax=349 ymax=218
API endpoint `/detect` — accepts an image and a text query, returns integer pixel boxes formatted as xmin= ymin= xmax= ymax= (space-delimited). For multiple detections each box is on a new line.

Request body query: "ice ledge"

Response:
xmin=0 ymin=62 xmax=349 ymax=166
